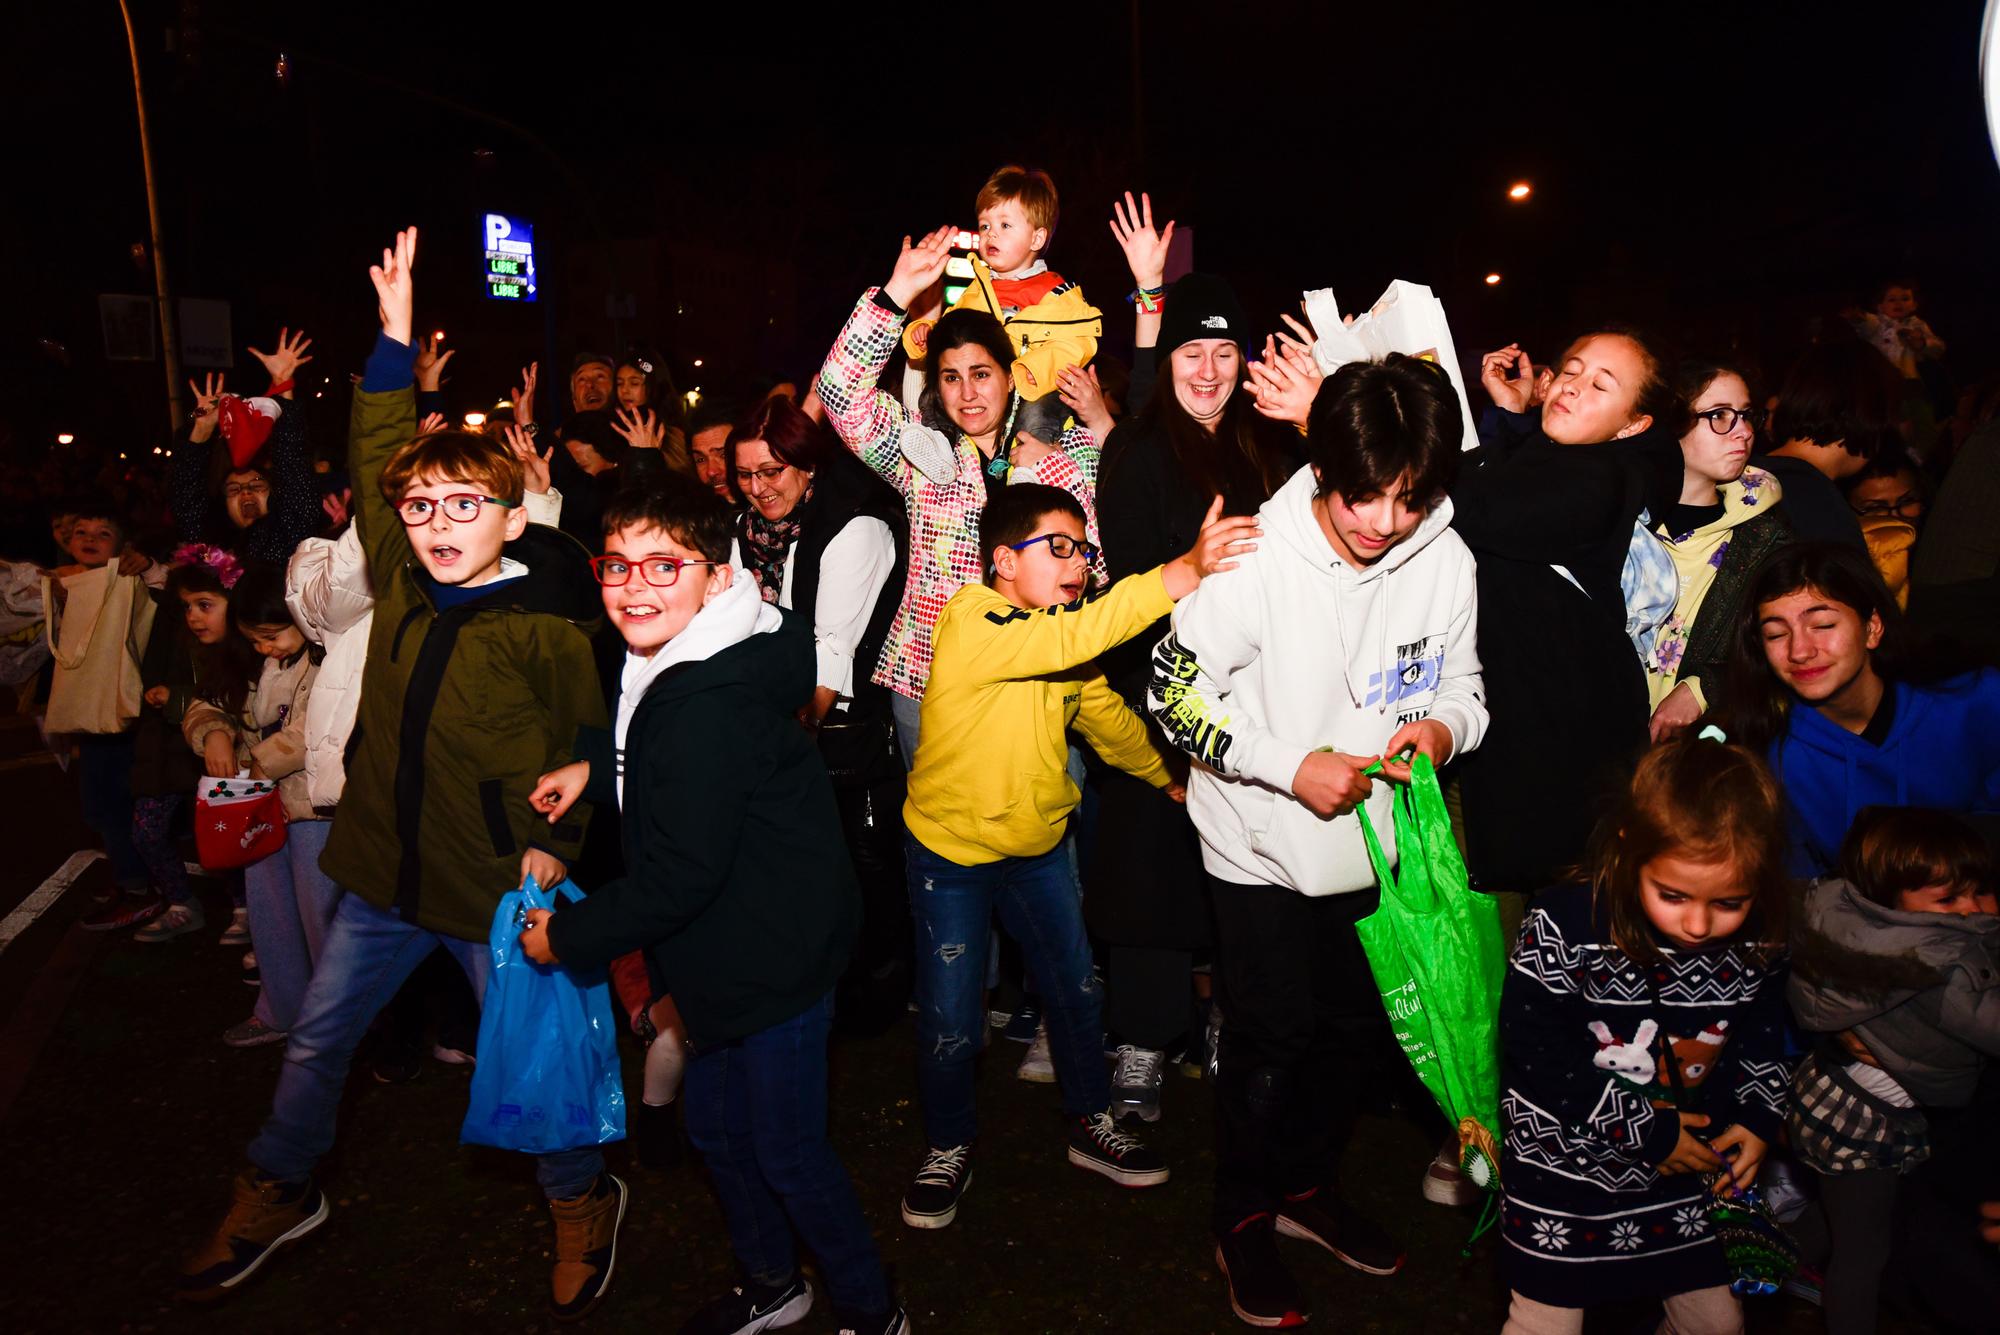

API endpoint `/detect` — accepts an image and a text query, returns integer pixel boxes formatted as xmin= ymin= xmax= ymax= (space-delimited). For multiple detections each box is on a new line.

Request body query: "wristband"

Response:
xmin=1128 ymin=286 xmax=1166 ymax=314
xmin=267 ymin=378 xmax=295 ymax=396
xmin=522 ymin=422 xmax=541 ymax=438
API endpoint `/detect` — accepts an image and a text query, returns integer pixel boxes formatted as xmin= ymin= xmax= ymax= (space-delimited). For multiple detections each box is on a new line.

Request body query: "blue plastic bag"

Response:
xmin=461 ymin=876 xmax=627 ymax=1153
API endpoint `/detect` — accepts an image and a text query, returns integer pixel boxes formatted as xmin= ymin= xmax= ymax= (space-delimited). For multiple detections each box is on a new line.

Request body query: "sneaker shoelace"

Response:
xmin=914 ymin=1145 xmax=970 ymax=1186
xmin=1085 ymin=1112 xmax=1146 ymax=1157
xmin=1115 ymin=1045 xmax=1163 ymax=1087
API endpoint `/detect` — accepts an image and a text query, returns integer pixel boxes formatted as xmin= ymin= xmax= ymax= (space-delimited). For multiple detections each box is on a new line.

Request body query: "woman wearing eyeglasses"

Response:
xmin=1642 ymin=360 xmax=1797 ymax=739
xmin=726 ymin=395 xmax=913 ymax=1030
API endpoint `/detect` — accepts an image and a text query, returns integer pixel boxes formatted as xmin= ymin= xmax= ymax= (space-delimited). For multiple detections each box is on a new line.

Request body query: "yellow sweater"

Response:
xmin=906 ymin=570 xmax=1176 ymax=864
xmin=900 ymin=256 xmax=1102 ymax=400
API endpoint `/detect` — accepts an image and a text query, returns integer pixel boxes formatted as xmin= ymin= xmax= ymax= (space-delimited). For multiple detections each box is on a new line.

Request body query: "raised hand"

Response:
xmin=884 ymin=225 xmax=956 ymax=310
xmin=612 ymin=405 xmax=666 ymax=451
xmin=512 ymin=361 xmax=539 ymax=427
xmin=1055 ymin=364 xmax=1114 ymax=440
xmin=1275 ymin=310 xmax=1319 ymax=361
xmin=1109 ymin=191 xmax=1175 ymax=289
xmin=417 ymin=412 xmax=447 ymax=435
xmin=1010 ymin=430 xmax=1056 ymax=470
xmin=1480 ymin=343 xmax=1537 ymax=414
xmin=1245 ymin=334 xmax=1324 ymax=428
xmin=414 ymin=331 xmax=456 ymax=392
xmin=322 ymin=488 xmax=351 ymax=528
xmin=505 ymin=422 xmax=554 ymax=494
xmin=368 ymin=226 xmax=419 ymax=346
xmin=187 ymin=371 xmax=227 ymax=442
xmin=247 ymin=327 xmax=314 ymax=392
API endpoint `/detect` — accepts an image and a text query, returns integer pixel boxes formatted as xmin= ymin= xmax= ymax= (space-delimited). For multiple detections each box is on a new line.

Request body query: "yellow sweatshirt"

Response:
xmin=900 ymin=256 xmax=1103 ymax=401
xmin=906 ymin=570 xmax=1176 ymax=865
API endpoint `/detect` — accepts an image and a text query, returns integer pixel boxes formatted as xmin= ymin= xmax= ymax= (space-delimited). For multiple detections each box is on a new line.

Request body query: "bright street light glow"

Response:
xmin=1484 ymin=273 xmax=1503 ymax=286
xmin=693 ymin=359 xmax=703 ymax=368
xmin=1507 ymin=182 xmax=1532 ymax=201
xmin=462 ymin=411 xmax=488 ymax=428
xmin=56 ymin=433 xmax=75 ymax=445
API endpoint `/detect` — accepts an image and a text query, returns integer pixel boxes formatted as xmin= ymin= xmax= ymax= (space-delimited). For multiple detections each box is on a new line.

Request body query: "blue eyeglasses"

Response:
xmin=1009 ymin=533 xmax=1100 ymax=562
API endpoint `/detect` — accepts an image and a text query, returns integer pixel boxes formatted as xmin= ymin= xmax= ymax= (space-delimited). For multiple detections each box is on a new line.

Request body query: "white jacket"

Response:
xmin=285 ymin=490 xmax=563 ymax=809
xmin=1147 ymin=465 xmax=1486 ymax=895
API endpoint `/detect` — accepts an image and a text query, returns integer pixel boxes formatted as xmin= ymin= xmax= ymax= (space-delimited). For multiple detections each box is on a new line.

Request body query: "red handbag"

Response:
xmin=194 ymin=775 xmax=288 ymax=869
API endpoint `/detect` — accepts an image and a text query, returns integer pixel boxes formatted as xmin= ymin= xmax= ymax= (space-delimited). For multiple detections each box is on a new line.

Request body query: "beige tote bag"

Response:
xmin=42 ymin=565 xmax=155 ymax=735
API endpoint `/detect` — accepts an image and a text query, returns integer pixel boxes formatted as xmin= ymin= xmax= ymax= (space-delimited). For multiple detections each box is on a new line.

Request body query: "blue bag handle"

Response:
xmin=514 ymin=874 xmax=585 ymax=924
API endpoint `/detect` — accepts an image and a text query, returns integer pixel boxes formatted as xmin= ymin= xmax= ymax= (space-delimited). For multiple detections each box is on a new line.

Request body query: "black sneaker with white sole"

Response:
xmin=1274 ymin=1186 xmax=1404 ymax=1276
xmin=677 ymin=1275 xmax=812 ymax=1335
xmin=900 ymin=1144 xmax=972 ymax=1229
xmin=1215 ymin=1212 xmax=1308 ymax=1328
xmin=1067 ymin=1112 xmax=1169 ymax=1187
xmin=831 ymin=1303 xmax=912 ymax=1335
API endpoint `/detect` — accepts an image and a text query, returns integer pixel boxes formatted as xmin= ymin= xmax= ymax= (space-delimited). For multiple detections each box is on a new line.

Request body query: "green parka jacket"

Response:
xmin=319 ymin=383 xmax=607 ymax=943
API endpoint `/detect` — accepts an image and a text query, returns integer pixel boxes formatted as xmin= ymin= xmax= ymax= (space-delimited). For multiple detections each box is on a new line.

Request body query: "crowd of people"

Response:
xmin=6 ymin=163 xmax=2000 ymax=1335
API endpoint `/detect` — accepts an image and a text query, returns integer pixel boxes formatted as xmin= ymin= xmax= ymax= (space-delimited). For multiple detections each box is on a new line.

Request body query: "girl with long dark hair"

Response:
xmin=1719 ymin=541 xmax=2000 ymax=877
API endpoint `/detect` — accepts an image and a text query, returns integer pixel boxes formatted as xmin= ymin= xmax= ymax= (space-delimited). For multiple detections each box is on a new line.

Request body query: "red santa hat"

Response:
xmin=216 ymin=395 xmax=282 ymax=469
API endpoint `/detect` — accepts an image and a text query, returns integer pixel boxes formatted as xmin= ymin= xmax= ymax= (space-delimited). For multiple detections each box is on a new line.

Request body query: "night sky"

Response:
xmin=5 ymin=1 xmax=1997 ymax=464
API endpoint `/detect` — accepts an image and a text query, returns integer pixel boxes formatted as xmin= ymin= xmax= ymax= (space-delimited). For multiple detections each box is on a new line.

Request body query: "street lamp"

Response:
xmin=1507 ymin=182 xmax=1532 ymax=201
xmin=56 ymin=433 xmax=75 ymax=445
xmin=463 ymin=411 xmax=488 ymax=429
xmin=1484 ymin=273 xmax=1503 ymax=286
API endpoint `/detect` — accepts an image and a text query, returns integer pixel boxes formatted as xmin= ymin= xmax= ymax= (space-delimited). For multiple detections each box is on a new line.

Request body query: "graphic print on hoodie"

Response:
xmin=1147 ymin=464 xmax=1489 ymax=896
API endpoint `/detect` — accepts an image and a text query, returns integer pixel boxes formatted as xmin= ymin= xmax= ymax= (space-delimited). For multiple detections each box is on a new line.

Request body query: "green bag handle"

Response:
xmin=1352 ymin=750 xmax=1445 ymax=915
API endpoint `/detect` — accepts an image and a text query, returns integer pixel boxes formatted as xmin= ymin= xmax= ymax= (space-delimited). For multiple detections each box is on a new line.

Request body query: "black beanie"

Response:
xmin=1156 ymin=272 xmax=1249 ymax=355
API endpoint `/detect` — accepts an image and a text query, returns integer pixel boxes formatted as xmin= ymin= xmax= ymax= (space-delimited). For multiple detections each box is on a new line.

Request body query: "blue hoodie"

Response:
xmin=1770 ymin=670 xmax=2000 ymax=877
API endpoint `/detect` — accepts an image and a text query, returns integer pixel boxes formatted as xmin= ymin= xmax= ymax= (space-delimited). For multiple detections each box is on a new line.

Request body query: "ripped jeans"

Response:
xmin=906 ymin=835 xmax=1108 ymax=1148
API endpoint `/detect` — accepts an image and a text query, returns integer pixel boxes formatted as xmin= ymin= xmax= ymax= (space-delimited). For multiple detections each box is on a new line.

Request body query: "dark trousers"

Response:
xmin=1209 ymin=877 xmax=1395 ymax=1234
xmin=1107 ymin=945 xmax=1193 ymax=1051
xmin=683 ymin=993 xmax=890 ymax=1315
xmin=76 ymin=731 xmax=144 ymax=887
xmin=832 ymin=777 xmax=911 ymax=1034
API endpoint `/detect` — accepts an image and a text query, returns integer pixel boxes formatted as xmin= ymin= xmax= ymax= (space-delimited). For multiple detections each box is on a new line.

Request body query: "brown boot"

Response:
xmin=178 ymin=1168 xmax=328 ymax=1301
xmin=548 ymin=1173 xmax=627 ymax=1321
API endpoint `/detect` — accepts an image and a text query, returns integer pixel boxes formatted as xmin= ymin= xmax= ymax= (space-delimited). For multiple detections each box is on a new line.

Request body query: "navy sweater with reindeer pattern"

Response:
xmin=1498 ymin=882 xmax=1791 ymax=1307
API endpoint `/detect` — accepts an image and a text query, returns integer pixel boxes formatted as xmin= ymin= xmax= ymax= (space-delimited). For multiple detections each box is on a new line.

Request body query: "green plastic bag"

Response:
xmin=1353 ymin=753 xmax=1506 ymax=1194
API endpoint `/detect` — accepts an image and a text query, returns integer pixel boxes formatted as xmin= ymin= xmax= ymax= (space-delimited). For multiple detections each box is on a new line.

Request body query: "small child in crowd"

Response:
xmin=895 ymin=482 xmax=1256 ymax=1231
xmin=45 ymin=499 xmax=162 ymax=927
xmin=1498 ymin=732 xmax=1793 ymax=1335
xmin=523 ymin=475 xmax=907 ymax=1335
xmin=1788 ymin=806 xmax=2000 ymax=1335
xmin=178 ymin=561 xmax=333 ymax=1050
xmin=901 ymin=164 xmax=1102 ymax=402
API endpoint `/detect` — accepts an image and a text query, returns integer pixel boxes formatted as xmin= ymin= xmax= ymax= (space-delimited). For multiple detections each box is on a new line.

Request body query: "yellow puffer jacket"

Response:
xmin=901 ymin=256 xmax=1101 ymax=400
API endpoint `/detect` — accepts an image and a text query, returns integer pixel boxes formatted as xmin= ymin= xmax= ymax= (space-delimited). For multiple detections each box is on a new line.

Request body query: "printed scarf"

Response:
xmin=742 ymin=484 xmax=812 ymax=604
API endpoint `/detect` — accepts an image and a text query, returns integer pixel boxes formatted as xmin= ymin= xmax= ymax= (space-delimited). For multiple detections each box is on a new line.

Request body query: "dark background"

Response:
xmin=4 ymin=1 xmax=1998 ymax=470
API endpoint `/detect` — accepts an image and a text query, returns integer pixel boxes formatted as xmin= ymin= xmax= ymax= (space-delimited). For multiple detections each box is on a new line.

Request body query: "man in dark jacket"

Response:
xmin=522 ymin=476 xmax=907 ymax=1335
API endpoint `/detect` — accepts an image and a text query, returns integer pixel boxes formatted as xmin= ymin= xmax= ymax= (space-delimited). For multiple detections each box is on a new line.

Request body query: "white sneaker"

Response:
xmin=1016 ymin=1024 xmax=1055 ymax=1083
xmin=134 ymin=901 xmax=205 ymax=943
xmin=219 ymin=906 xmax=251 ymax=946
xmin=1111 ymin=1045 xmax=1165 ymax=1122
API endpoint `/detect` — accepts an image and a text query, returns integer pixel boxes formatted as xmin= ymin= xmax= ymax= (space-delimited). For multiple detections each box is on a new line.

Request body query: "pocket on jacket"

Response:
xmin=478 ymin=778 xmax=517 ymax=857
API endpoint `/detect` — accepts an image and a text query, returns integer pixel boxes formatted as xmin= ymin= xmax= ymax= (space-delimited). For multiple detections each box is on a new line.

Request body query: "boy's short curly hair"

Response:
xmin=378 ymin=430 xmax=524 ymax=507
xmin=976 ymin=164 xmax=1059 ymax=238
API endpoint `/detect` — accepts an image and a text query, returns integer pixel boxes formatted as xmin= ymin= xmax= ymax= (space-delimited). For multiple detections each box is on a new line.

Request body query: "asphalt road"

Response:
xmin=0 ymin=712 xmax=1887 ymax=1334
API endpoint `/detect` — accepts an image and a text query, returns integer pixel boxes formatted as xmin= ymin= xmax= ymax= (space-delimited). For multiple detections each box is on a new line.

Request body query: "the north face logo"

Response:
xmin=1201 ymin=315 xmax=1229 ymax=330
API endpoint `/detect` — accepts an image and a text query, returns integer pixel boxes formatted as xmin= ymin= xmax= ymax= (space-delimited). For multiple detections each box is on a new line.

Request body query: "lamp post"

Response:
xmin=117 ymin=0 xmax=184 ymax=434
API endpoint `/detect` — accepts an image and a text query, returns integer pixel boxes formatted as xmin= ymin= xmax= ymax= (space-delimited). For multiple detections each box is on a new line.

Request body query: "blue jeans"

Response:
xmin=683 ymin=993 xmax=889 ymax=1314
xmin=907 ymin=836 xmax=1109 ymax=1148
xmin=890 ymin=691 xmax=921 ymax=771
xmin=248 ymin=892 xmax=603 ymax=1200
xmin=246 ymin=820 xmax=344 ymax=1032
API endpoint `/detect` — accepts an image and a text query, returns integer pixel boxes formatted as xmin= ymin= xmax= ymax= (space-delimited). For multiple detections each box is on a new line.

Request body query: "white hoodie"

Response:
xmin=1147 ymin=465 xmax=1487 ymax=895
